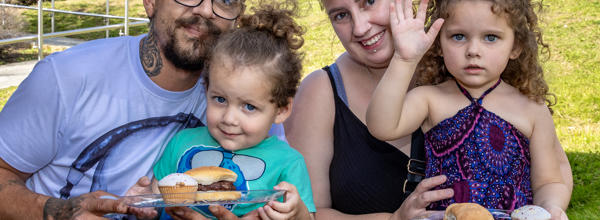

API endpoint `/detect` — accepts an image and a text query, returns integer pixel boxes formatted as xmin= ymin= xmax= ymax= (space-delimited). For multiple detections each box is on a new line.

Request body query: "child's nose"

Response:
xmin=466 ymin=41 xmax=481 ymax=58
xmin=222 ymin=108 xmax=239 ymax=126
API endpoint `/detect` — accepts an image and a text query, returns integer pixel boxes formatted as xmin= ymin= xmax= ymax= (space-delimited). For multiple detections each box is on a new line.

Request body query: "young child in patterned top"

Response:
xmin=366 ymin=0 xmax=569 ymax=219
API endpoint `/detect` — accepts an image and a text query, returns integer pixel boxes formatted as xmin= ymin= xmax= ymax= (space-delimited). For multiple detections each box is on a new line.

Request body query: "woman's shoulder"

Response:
xmin=298 ymin=67 xmax=335 ymax=100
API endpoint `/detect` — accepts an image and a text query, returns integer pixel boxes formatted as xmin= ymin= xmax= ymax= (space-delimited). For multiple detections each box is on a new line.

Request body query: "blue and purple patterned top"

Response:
xmin=425 ymin=79 xmax=533 ymax=211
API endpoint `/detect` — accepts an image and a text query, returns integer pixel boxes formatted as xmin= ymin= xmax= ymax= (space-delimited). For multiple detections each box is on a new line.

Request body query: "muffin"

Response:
xmin=511 ymin=205 xmax=551 ymax=220
xmin=158 ymin=173 xmax=198 ymax=204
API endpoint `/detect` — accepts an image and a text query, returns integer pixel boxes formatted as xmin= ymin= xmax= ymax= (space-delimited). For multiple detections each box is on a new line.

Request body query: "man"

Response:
xmin=0 ymin=0 xmax=282 ymax=218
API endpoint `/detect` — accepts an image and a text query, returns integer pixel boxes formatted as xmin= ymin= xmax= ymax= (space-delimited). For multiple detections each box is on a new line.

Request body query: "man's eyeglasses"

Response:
xmin=175 ymin=0 xmax=243 ymax=20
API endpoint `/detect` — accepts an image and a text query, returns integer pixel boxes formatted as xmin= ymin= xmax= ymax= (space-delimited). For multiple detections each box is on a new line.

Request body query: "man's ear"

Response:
xmin=509 ymin=44 xmax=522 ymax=60
xmin=143 ymin=0 xmax=157 ymax=19
xmin=274 ymin=98 xmax=293 ymax=124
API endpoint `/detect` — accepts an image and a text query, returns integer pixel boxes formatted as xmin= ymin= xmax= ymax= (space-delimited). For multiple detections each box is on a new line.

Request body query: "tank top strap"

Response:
xmin=455 ymin=78 xmax=502 ymax=105
xmin=324 ymin=63 xmax=349 ymax=106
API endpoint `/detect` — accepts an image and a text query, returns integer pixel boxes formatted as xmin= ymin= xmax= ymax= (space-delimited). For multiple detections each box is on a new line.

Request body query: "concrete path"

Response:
xmin=0 ymin=60 xmax=36 ymax=89
xmin=0 ymin=37 xmax=85 ymax=89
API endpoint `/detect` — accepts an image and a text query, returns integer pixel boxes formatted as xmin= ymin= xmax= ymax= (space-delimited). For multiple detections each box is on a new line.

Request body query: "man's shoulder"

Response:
xmin=46 ymin=35 xmax=144 ymax=63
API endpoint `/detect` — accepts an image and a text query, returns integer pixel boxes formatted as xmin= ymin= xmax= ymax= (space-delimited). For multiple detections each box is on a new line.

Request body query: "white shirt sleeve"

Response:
xmin=0 ymin=59 xmax=65 ymax=173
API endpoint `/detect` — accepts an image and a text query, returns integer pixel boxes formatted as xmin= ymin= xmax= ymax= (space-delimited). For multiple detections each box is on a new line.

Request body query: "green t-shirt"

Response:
xmin=154 ymin=126 xmax=315 ymax=218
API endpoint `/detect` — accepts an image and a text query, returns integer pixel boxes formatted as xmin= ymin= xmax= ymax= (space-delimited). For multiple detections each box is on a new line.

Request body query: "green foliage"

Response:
xmin=0 ymin=86 xmax=17 ymax=111
xmin=21 ymin=0 xmax=149 ymax=40
xmin=539 ymin=1 xmax=600 ymax=218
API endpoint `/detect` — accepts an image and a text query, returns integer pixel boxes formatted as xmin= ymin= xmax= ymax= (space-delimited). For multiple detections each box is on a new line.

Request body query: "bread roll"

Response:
xmin=444 ymin=203 xmax=493 ymax=220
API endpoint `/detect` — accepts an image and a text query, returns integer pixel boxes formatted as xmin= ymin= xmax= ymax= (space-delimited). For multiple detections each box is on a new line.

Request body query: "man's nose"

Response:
xmin=191 ymin=0 xmax=214 ymax=18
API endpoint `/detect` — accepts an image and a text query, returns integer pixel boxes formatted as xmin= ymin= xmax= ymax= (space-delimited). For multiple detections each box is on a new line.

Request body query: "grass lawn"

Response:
xmin=1 ymin=0 xmax=599 ymax=218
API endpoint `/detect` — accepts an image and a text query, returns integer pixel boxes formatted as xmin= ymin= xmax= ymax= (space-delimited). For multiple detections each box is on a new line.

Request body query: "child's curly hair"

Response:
xmin=204 ymin=1 xmax=305 ymax=108
xmin=416 ymin=0 xmax=555 ymax=112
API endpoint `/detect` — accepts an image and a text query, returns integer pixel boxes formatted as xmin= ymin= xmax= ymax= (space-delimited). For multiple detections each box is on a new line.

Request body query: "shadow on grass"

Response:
xmin=566 ymin=151 xmax=600 ymax=219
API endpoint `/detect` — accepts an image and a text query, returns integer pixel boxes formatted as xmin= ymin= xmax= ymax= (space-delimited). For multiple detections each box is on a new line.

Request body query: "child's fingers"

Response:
xmin=390 ymin=0 xmax=402 ymax=24
xmin=256 ymin=207 xmax=271 ymax=220
xmin=416 ymin=0 xmax=429 ymax=21
xmin=263 ymin=204 xmax=288 ymax=220
xmin=426 ymin=18 xmax=445 ymax=41
xmin=273 ymin=182 xmax=297 ymax=193
xmin=403 ymin=0 xmax=413 ymax=19
xmin=266 ymin=201 xmax=293 ymax=213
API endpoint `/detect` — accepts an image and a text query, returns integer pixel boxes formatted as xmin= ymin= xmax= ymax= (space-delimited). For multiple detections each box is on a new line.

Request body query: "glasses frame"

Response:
xmin=174 ymin=0 xmax=243 ymax=20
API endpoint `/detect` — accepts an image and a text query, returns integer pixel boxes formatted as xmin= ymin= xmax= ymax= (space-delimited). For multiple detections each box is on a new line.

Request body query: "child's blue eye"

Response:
xmin=214 ymin=96 xmax=226 ymax=103
xmin=244 ymin=104 xmax=256 ymax=111
xmin=452 ymin=34 xmax=465 ymax=41
xmin=366 ymin=0 xmax=375 ymax=6
xmin=485 ymin=35 xmax=498 ymax=42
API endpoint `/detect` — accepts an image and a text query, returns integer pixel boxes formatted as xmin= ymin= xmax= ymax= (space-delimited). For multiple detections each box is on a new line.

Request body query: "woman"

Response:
xmin=284 ymin=0 xmax=573 ymax=219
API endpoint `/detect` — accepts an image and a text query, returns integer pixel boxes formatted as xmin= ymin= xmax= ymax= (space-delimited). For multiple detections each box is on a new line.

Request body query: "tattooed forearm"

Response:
xmin=0 ymin=179 xmax=24 ymax=192
xmin=43 ymin=197 xmax=84 ymax=220
xmin=140 ymin=22 xmax=163 ymax=77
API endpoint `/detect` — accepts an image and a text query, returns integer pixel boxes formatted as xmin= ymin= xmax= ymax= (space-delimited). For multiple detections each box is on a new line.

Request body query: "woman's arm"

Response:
xmin=286 ymin=70 xmax=387 ymax=220
xmin=284 ymin=69 xmax=341 ymax=218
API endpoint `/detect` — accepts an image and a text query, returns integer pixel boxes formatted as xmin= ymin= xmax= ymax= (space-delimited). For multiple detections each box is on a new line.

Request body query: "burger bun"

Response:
xmin=195 ymin=191 xmax=242 ymax=202
xmin=184 ymin=166 xmax=238 ymax=185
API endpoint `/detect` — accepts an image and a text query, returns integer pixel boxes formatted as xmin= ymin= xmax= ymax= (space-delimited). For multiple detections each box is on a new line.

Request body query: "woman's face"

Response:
xmin=324 ymin=0 xmax=393 ymax=68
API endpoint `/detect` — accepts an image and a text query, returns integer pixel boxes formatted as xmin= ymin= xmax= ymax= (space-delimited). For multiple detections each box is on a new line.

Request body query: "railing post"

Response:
xmin=37 ymin=0 xmax=44 ymax=60
xmin=106 ymin=0 xmax=109 ymax=38
xmin=51 ymin=0 xmax=54 ymax=33
xmin=124 ymin=0 xmax=129 ymax=36
xmin=1 ymin=0 xmax=6 ymax=26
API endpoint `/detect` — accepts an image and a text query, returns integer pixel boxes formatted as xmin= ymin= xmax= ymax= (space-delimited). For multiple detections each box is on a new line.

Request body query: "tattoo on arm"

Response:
xmin=43 ymin=197 xmax=84 ymax=220
xmin=140 ymin=22 xmax=163 ymax=77
xmin=0 ymin=179 xmax=25 ymax=192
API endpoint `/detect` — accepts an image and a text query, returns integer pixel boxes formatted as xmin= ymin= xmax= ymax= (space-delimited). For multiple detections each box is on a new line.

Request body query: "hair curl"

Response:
xmin=204 ymin=2 xmax=305 ymax=108
xmin=416 ymin=0 xmax=555 ymax=113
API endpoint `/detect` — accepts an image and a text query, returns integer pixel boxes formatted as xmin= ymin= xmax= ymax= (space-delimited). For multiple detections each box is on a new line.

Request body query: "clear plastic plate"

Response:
xmin=120 ymin=190 xmax=285 ymax=208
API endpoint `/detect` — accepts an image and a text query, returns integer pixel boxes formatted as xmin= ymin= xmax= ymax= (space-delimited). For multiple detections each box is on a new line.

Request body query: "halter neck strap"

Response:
xmin=455 ymin=79 xmax=502 ymax=105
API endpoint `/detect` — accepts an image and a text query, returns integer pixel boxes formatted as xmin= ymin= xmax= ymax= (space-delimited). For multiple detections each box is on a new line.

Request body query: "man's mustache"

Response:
xmin=175 ymin=16 xmax=222 ymax=36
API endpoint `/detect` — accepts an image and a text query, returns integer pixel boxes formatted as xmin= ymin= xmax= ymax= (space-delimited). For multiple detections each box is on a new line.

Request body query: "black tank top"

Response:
xmin=325 ymin=64 xmax=410 ymax=214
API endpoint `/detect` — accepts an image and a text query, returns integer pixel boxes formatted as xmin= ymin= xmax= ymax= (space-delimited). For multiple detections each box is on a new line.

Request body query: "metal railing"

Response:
xmin=0 ymin=0 xmax=149 ymax=60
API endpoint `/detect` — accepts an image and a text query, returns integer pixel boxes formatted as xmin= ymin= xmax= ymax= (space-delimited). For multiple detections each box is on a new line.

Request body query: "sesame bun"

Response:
xmin=184 ymin=166 xmax=238 ymax=185
xmin=444 ymin=203 xmax=493 ymax=220
xmin=195 ymin=191 xmax=242 ymax=202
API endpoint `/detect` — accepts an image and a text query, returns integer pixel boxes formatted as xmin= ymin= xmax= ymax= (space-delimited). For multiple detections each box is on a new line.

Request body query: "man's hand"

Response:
xmin=125 ymin=176 xmax=158 ymax=219
xmin=43 ymin=191 xmax=128 ymax=220
xmin=166 ymin=205 xmax=260 ymax=220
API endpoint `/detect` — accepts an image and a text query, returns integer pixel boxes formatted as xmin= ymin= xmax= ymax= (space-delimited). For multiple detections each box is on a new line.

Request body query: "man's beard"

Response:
xmin=160 ymin=16 xmax=222 ymax=72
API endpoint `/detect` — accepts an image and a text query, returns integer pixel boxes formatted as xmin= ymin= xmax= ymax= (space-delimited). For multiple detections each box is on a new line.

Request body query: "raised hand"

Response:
xmin=389 ymin=0 xmax=444 ymax=63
